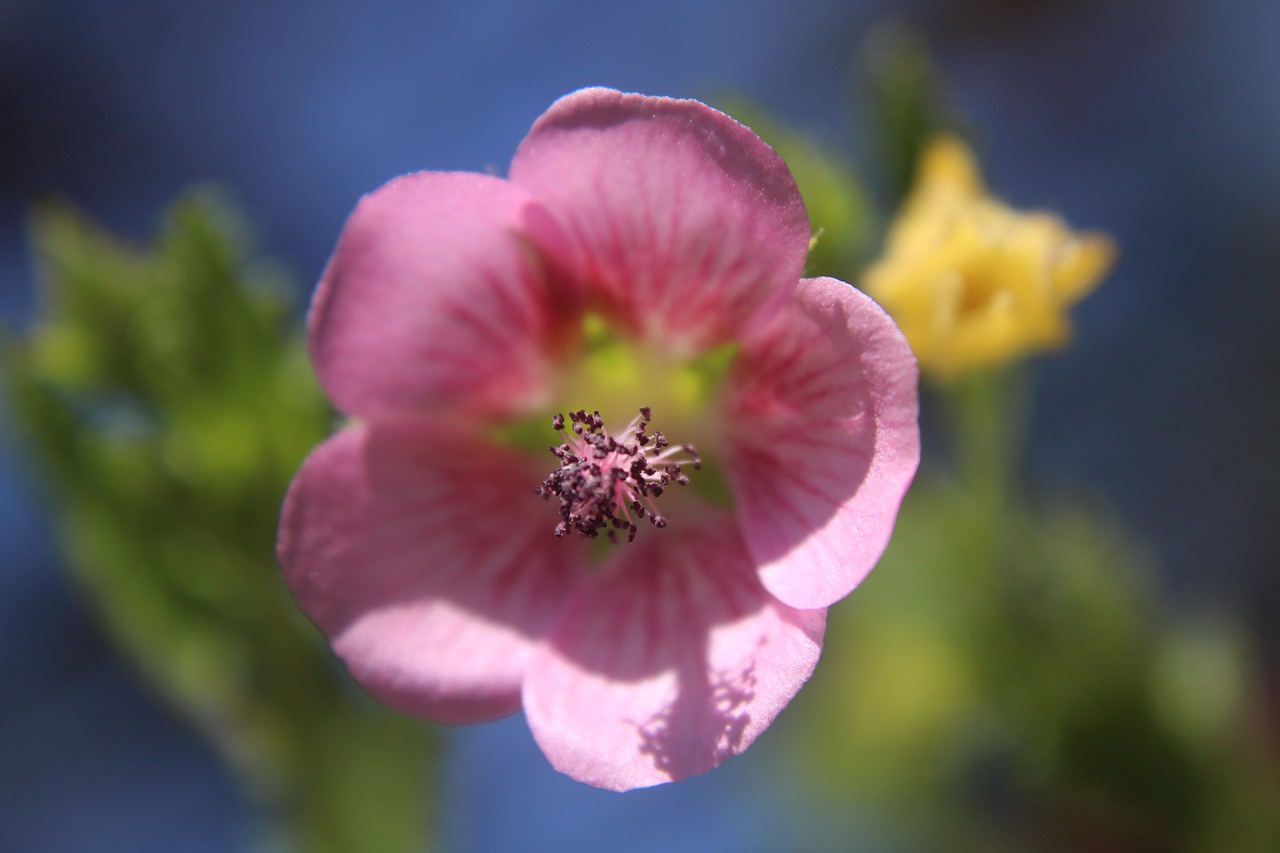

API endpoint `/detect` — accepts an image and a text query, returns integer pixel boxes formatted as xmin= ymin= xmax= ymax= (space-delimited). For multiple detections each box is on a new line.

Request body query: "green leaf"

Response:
xmin=4 ymin=191 xmax=437 ymax=852
xmin=859 ymin=22 xmax=961 ymax=205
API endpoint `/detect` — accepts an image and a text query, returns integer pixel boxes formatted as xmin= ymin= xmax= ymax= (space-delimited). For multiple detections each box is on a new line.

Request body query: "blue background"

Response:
xmin=3 ymin=1 xmax=1278 ymax=850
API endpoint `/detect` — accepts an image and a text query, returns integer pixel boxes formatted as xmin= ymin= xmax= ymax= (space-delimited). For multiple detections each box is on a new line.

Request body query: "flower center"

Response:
xmin=535 ymin=407 xmax=700 ymax=543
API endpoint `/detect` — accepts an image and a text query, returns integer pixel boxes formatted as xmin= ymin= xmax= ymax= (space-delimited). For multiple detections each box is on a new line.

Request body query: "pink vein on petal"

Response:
xmin=308 ymin=171 xmax=582 ymax=420
xmin=278 ymin=419 xmax=587 ymax=724
xmin=725 ymin=278 xmax=920 ymax=611
xmin=509 ymin=87 xmax=809 ymax=349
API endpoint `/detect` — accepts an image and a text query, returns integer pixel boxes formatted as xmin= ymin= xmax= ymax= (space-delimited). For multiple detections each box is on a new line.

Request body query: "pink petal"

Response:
xmin=277 ymin=419 xmax=586 ymax=723
xmin=308 ymin=171 xmax=582 ymax=420
xmin=509 ymin=87 xmax=810 ymax=349
xmin=724 ymin=277 xmax=920 ymax=610
xmin=522 ymin=516 xmax=825 ymax=790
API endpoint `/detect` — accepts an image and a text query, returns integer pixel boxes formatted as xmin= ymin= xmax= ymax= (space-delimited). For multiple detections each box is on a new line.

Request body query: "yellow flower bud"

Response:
xmin=864 ymin=135 xmax=1116 ymax=379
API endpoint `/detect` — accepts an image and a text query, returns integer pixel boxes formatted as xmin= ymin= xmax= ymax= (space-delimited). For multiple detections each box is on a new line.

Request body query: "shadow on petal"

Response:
xmin=522 ymin=516 xmax=825 ymax=789
xmin=632 ymin=633 xmax=759 ymax=781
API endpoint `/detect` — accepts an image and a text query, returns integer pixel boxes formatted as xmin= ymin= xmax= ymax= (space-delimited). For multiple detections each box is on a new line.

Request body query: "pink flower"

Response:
xmin=278 ymin=88 xmax=920 ymax=790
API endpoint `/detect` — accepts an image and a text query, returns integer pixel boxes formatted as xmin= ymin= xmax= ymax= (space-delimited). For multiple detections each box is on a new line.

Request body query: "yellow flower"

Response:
xmin=864 ymin=135 xmax=1116 ymax=379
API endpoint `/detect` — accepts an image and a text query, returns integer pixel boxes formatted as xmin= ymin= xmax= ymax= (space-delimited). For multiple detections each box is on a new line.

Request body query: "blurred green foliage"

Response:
xmin=736 ymin=30 xmax=1280 ymax=851
xmin=3 ymin=193 xmax=436 ymax=853
xmin=784 ymin=372 xmax=1280 ymax=852
xmin=860 ymin=22 xmax=960 ymax=205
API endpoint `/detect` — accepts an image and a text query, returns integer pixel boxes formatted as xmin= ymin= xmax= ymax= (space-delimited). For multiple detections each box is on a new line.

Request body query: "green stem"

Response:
xmin=941 ymin=365 xmax=1032 ymax=513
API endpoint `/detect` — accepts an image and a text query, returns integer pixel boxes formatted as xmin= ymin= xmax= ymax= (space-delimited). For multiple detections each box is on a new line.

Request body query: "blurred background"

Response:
xmin=2 ymin=1 xmax=1278 ymax=851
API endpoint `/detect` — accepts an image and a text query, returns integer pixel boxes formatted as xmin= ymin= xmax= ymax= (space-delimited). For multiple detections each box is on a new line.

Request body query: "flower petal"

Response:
xmin=278 ymin=419 xmax=586 ymax=723
xmin=509 ymin=87 xmax=810 ymax=349
xmin=522 ymin=517 xmax=825 ymax=790
xmin=725 ymin=277 xmax=920 ymax=610
xmin=308 ymin=171 xmax=582 ymax=420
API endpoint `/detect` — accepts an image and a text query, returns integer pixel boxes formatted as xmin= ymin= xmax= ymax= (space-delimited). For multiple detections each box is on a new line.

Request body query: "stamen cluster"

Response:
xmin=535 ymin=407 xmax=700 ymax=543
